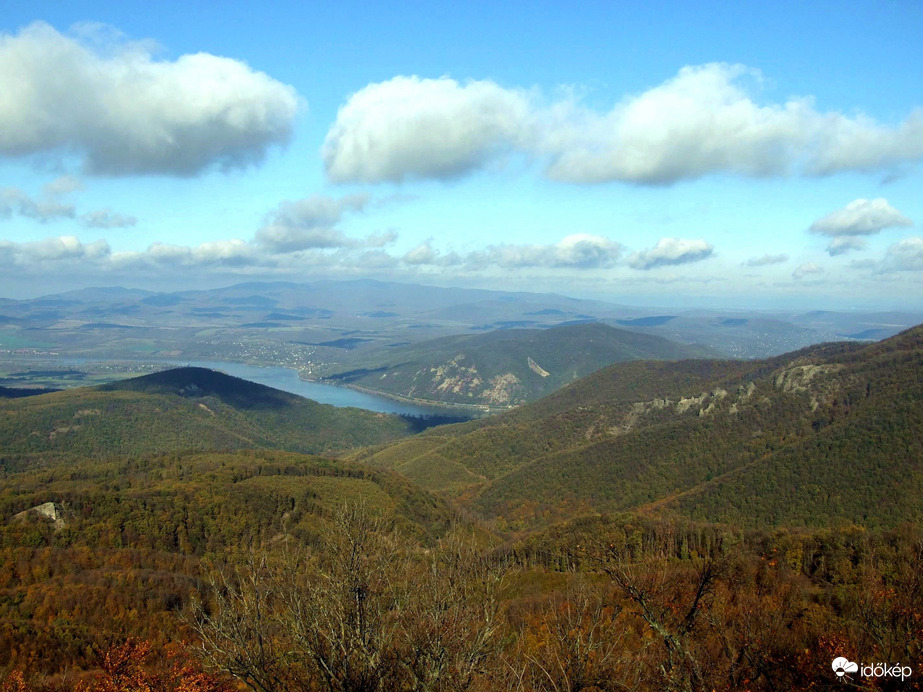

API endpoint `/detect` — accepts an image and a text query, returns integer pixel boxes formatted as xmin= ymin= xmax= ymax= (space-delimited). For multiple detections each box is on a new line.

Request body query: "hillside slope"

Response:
xmin=321 ymin=322 xmax=714 ymax=408
xmin=0 ymin=367 xmax=413 ymax=462
xmin=356 ymin=327 xmax=923 ymax=530
xmin=0 ymin=448 xmax=455 ymax=672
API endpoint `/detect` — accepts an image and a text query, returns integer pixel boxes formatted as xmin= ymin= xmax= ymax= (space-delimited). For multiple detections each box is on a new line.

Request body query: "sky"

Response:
xmin=1 ymin=0 xmax=922 ymax=309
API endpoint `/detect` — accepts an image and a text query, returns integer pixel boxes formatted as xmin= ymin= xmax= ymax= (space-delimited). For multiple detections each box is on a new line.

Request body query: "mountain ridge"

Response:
xmin=319 ymin=322 xmax=716 ymax=407
xmin=355 ymin=324 xmax=923 ymax=531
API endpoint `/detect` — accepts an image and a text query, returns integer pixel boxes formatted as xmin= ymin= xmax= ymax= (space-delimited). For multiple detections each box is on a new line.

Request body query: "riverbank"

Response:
xmin=297 ymin=374 xmax=505 ymax=417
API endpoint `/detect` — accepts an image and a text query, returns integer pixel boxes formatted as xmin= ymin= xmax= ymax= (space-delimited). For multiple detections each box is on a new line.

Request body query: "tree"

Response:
xmin=398 ymin=528 xmax=509 ymax=691
xmin=603 ymin=548 xmax=723 ymax=692
xmin=513 ymin=579 xmax=636 ymax=691
xmin=73 ymin=638 xmax=233 ymax=692
xmin=280 ymin=504 xmax=405 ymax=691
xmin=189 ymin=504 xmax=511 ymax=691
xmin=189 ymin=553 xmax=299 ymax=691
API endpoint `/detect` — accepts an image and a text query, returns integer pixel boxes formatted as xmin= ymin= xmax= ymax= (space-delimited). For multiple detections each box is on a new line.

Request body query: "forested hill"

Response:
xmin=355 ymin=325 xmax=923 ymax=531
xmin=0 ymin=385 xmax=59 ymax=399
xmin=0 ymin=368 xmax=464 ymax=679
xmin=321 ymin=322 xmax=715 ymax=408
xmin=0 ymin=367 xmax=414 ymax=461
xmin=98 ymin=366 xmax=302 ymax=408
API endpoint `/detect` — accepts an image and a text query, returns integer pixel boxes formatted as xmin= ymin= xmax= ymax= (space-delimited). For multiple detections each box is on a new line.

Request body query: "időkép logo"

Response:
xmin=832 ymin=656 xmax=913 ymax=682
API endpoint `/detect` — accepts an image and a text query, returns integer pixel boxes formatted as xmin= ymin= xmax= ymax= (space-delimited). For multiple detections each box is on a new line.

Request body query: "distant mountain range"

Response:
xmin=2 ymin=280 xmax=921 ymax=366
xmin=354 ymin=325 xmax=923 ymax=531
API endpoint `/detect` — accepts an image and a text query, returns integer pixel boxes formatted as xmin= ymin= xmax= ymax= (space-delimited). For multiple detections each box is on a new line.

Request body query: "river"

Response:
xmin=165 ymin=360 xmax=464 ymax=418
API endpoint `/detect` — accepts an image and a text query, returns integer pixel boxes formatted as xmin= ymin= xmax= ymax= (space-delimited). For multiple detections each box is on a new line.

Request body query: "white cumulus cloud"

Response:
xmin=792 ymin=262 xmax=824 ymax=279
xmin=141 ymin=239 xmax=260 ymax=267
xmin=0 ymin=22 xmax=299 ymax=176
xmin=541 ymin=65 xmax=923 ymax=184
xmin=0 ymin=186 xmax=75 ymax=222
xmin=810 ymin=198 xmax=912 ymax=236
xmin=42 ymin=175 xmax=83 ymax=197
xmin=827 ymin=237 xmax=866 ymax=256
xmin=808 ymin=111 xmax=923 ymax=176
xmin=0 ymin=235 xmax=110 ymax=264
xmin=402 ymin=234 xmax=620 ymax=270
xmin=322 ymin=76 xmax=532 ymax=183
xmin=883 ymin=236 xmax=923 ymax=271
xmin=254 ymin=194 xmax=377 ymax=253
xmin=80 ymin=209 xmax=138 ymax=229
xmin=627 ymin=238 xmax=714 ymax=270
xmin=542 ymin=64 xmax=816 ymax=184
xmin=810 ymin=198 xmax=913 ymax=256
xmin=468 ymin=234 xmax=622 ymax=270
xmin=2 ymin=175 xmax=138 ymax=227
xmin=402 ymin=240 xmax=462 ymax=267
xmin=745 ymin=253 xmax=788 ymax=267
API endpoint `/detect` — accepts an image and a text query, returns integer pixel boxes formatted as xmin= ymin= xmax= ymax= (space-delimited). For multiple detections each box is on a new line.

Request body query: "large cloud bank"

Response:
xmin=323 ymin=64 xmax=923 ymax=186
xmin=0 ymin=22 xmax=299 ymax=175
xmin=0 ymin=224 xmax=627 ymax=278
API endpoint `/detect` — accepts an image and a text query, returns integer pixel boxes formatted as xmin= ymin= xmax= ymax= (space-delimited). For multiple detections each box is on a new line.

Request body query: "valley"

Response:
xmin=4 ymin=280 xmax=921 ymax=413
xmin=1 ymin=314 xmax=921 ymax=689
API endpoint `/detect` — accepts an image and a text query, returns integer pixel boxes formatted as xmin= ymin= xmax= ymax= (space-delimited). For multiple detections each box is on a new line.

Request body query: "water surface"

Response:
xmin=171 ymin=360 xmax=458 ymax=417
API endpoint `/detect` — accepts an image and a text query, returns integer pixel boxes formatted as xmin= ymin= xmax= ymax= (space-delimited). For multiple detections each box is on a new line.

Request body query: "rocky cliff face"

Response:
xmin=404 ymin=354 xmax=528 ymax=407
xmin=12 ymin=502 xmax=66 ymax=529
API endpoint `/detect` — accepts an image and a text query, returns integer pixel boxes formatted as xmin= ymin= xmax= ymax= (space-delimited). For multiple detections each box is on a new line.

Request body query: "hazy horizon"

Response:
xmin=4 ymin=276 xmax=922 ymax=316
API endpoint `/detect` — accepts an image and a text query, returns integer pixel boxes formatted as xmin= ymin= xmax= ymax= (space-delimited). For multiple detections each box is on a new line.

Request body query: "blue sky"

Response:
xmin=1 ymin=0 xmax=922 ymax=309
